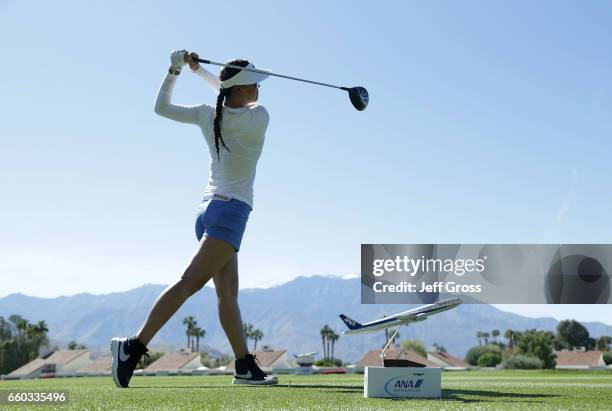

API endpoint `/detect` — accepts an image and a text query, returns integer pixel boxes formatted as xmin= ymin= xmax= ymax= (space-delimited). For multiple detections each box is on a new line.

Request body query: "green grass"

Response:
xmin=1 ymin=370 xmax=611 ymax=410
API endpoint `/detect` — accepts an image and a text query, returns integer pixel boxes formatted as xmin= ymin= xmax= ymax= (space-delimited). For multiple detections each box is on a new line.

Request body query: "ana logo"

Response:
xmin=384 ymin=376 xmax=424 ymax=396
xmin=343 ymin=317 xmax=356 ymax=327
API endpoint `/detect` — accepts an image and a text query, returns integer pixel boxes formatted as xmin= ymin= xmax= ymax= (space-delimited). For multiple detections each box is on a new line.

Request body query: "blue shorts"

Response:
xmin=195 ymin=197 xmax=252 ymax=252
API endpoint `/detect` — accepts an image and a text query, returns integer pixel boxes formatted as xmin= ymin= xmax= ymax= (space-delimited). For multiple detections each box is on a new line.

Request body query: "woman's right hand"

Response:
xmin=170 ymin=49 xmax=188 ymax=69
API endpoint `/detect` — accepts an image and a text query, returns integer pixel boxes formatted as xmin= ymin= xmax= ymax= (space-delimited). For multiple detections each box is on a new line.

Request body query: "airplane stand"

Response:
xmin=364 ymin=325 xmax=441 ymax=398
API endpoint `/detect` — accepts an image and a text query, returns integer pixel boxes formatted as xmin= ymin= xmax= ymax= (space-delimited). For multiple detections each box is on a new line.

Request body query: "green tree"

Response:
xmin=0 ymin=315 xmax=51 ymax=375
xmin=244 ymin=323 xmax=254 ymax=350
xmin=556 ymin=319 xmax=591 ymax=349
xmin=476 ymin=331 xmax=483 ymax=346
xmin=0 ymin=317 xmax=13 ymax=341
xmin=432 ymin=342 xmax=447 ymax=353
xmin=8 ymin=315 xmax=23 ymax=336
xmin=329 ymin=331 xmax=340 ymax=362
xmin=400 ymin=339 xmax=427 ymax=358
xmin=516 ymin=329 xmax=556 ymax=369
xmin=503 ymin=354 xmax=543 ymax=369
xmin=465 ymin=344 xmax=502 ymax=366
xmin=251 ymin=329 xmax=263 ymax=352
xmin=504 ymin=329 xmax=515 ymax=348
xmin=491 ymin=329 xmax=500 ymax=341
xmin=138 ymin=351 xmax=163 ymax=369
xmin=595 ymin=336 xmax=611 ymax=351
xmin=477 ymin=352 xmax=502 ymax=367
xmin=482 ymin=332 xmax=490 ymax=345
xmin=320 ymin=325 xmax=332 ymax=361
xmin=28 ymin=321 xmax=49 ymax=355
xmin=183 ymin=316 xmax=196 ymax=351
xmin=67 ymin=341 xmax=78 ymax=350
xmin=193 ymin=327 xmax=206 ymax=352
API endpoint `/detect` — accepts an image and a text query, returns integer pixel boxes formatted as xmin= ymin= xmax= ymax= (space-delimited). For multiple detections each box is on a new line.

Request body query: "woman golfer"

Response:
xmin=111 ymin=50 xmax=276 ymax=387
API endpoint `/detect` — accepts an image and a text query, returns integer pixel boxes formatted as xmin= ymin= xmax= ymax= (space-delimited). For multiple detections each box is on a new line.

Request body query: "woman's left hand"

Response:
xmin=187 ymin=52 xmax=200 ymax=71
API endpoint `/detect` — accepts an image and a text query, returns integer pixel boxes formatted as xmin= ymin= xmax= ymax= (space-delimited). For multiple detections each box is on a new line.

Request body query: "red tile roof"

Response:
xmin=7 ymin=358 xmax=46 ymax=378
xmin=555 ymin=351 xmax=605 ymax=367
xmin=79 ymin=356 xmax=112 ymax=374
xmin=7 ymin=350 xmax=89 ymax=377
xmin=144 ymin=352 xmax=200 ymax=372
xmin=428 ymin=351 xmax=470 ymax=368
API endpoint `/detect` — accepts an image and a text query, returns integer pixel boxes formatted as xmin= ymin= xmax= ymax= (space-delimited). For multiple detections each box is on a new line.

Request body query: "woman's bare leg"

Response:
xmin=213 ymin=254 xmax=249 ymax=359
xmin=136 ymin=236 xmax=235 ymax=346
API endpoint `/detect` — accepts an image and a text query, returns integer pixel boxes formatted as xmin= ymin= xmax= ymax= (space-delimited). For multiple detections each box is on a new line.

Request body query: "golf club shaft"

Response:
xmin=195 ymin=58 xmax=348 ymax=91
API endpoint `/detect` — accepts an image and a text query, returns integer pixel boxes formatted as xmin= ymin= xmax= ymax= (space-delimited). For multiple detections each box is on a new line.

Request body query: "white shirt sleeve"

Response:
xmin=252 ymin=105 xmax=270 ymax=134
xmin=154 ymin=73 xmax=204 ymax=124
xmin=194 ymin=66 xmax=221 ymax=94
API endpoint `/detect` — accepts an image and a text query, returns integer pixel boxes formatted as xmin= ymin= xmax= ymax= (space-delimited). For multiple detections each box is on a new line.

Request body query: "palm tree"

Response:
xmin=8 ymin=314 xmax=23 ymax=335
xmin=391 ymin=328 xmax=400 ymax=346
xmin=0 ymin=316 xmax=12 ymax=340
xmin=16 ymin=319 xmax=29 ymax=338
xmin=193 ymin=327 xmax=206 ymax=352
xmin=320 ymin=325 xmax=332 ymax=361
xmin=183 ymin=316 xmax=196 ymax=351
xmin=243 ymin=323 xmax=254 ymax=349
xmin=35 ymin=320 xmax=48 ymax=334
xmin=504 ymin=329 xmax=514 ymax=348
xmin=491 ymin=329 xmax=500 ymax=342
xmin=251 ymin=329 xmax=263 ymax=352
xmin=482 ymin=332 xmax=490 ymax=345
xmin=476 ymin=331 xmax=483 ymax=346
xmin=432 ymin=342 xmax=447 ymax=353
xmin=33 ymin=321 xmax=49 ymax=352
xmin=330 ymin=332 xmax=340 ymax=363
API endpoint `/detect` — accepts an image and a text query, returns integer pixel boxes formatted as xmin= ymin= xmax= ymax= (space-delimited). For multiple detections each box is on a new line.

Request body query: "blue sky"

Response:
xmin=1 ymin=1 xmax=611 ymax=323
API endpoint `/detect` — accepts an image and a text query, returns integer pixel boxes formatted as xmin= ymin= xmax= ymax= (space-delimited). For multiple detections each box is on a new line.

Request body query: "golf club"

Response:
xmin=195 ymin=58 xmax=369 ymax=111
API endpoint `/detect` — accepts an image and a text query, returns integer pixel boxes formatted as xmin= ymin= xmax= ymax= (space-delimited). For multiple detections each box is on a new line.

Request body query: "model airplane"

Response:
xmin=293 ymin=352 xmax=317 ymax=367
xmin=339 ymin=298 xmax=463 ymax=335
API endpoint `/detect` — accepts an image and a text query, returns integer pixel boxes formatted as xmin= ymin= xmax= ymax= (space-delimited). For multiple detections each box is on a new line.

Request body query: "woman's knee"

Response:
xmin=180 ymin=267 xmax=210 ymax=296
xmin=216 ymin=281 xmax=239 ymax=302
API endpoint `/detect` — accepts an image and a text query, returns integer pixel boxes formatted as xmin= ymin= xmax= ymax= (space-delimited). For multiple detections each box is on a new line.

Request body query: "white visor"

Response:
xmin=220 ymin=62 xmax=270 ymax=88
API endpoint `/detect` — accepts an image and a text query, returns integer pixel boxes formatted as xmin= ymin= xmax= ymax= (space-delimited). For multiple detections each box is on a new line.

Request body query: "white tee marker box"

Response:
xmin=364 ymin=366 xmax=441 ymax=398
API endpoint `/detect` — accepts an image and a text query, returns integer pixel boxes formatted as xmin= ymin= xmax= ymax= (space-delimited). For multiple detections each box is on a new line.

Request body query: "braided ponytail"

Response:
xmin=213 ymin=59 xmax=250 ymax=162
xmin=213 ymin=88 xmax=230 ymax=161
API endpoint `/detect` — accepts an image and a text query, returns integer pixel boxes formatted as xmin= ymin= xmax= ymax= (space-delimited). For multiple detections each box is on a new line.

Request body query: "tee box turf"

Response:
xmin=364 ymin=366 xmax=441 ymax=398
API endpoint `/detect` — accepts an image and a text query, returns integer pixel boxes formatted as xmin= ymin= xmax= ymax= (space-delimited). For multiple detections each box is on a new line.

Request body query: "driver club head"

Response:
xmin=348 ymin=87 xmax=369 ymax=111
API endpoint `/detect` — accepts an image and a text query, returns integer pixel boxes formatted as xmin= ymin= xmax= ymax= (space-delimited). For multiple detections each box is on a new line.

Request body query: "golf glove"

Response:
xmin=170 ymin=50 xmax=188 ymax=69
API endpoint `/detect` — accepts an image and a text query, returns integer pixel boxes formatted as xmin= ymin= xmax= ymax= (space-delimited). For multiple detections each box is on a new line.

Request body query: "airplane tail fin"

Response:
xmin=339 ymin=314 xmax=363 ymax=330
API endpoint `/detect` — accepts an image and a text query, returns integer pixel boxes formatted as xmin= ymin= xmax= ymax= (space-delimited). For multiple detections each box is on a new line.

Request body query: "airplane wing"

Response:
xmin=339 ymin=299 xmax=462 ymax=335
xmin=293 ymin=352 xmax=317 ymax=358
xmin=397 ymin=313 xmax=416 ymax=321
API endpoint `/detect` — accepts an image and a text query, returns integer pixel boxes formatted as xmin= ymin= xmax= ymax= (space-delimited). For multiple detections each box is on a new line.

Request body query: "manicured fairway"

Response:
xmin=1 ymin=370 xmax=611 ymax=410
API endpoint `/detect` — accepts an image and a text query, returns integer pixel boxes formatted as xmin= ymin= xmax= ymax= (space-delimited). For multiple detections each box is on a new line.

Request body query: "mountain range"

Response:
xmin=1 ymin=276 xmax=611 ymax=363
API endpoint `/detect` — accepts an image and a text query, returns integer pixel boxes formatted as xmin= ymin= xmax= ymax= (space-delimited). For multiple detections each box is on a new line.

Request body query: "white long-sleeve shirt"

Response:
xmin=154 ymin=66 xmax=269 ymax=209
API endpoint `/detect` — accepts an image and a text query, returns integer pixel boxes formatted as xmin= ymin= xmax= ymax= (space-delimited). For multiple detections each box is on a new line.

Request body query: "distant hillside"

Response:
xmin=1 ymin=276 xmax=611 ymax=362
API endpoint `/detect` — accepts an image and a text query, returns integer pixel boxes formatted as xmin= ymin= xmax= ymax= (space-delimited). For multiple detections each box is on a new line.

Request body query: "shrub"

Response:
xmin=515 ymin=329 xmax=556 ymax=369
xmin=465 ymin=344 xmax=502 ymax=366
xmin=603 ymin=352 xmax=612 ymax=366
xmin=400 ymin=339 xmax=427 ymax=358
xmin=314 ymin=359 xmax=342 ymax=367
xmin=138 ymin=351 xmax=163 ymax=369
xmin=477 ymin=352 xmax=502 ymax=367
xmin=503 ymin=354 xmax=543 ymax=369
